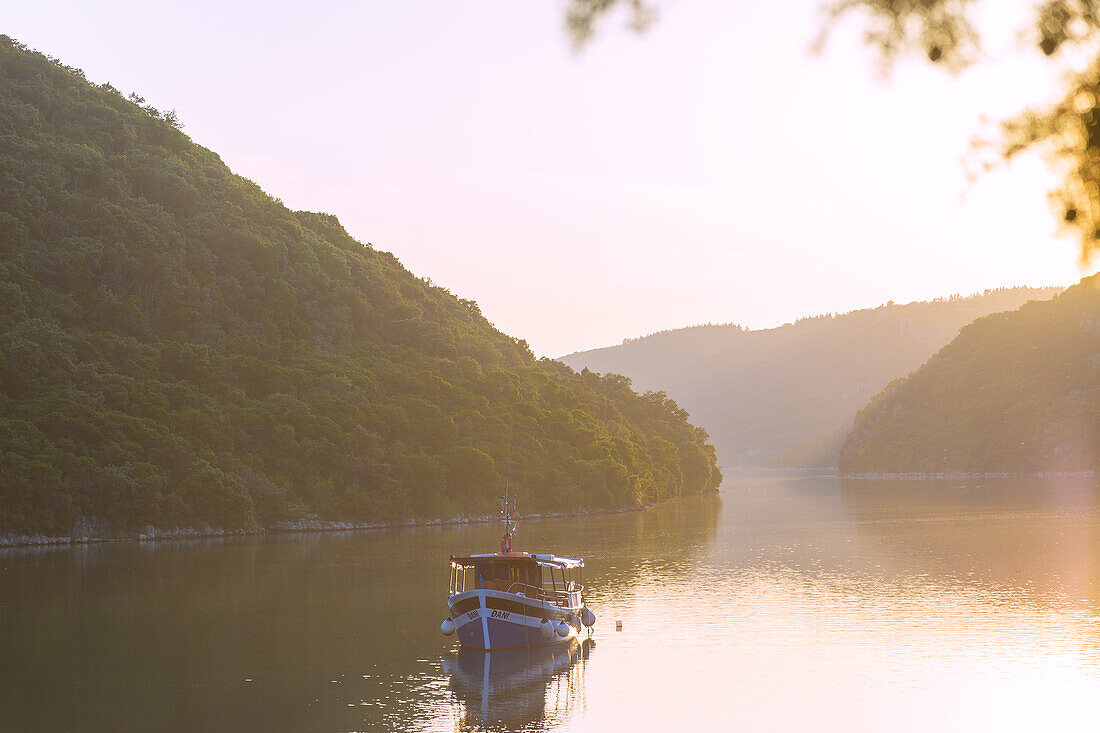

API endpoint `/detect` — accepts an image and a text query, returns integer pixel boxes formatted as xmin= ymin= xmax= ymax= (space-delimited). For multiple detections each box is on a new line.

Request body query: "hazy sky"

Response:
xmin=8 ymin=1 xmax=1096 ymax=355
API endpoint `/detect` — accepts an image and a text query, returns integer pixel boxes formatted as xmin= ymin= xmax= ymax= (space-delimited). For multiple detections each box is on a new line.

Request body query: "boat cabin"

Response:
xmin=449 ymin=553 xmax=584 ymax=604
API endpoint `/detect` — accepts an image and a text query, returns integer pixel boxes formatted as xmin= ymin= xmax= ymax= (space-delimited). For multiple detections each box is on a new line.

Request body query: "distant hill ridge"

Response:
xmin=0 ymin=37 xmax=721 ymax=536
xmin=840 ymin=275 xmax=1100 ymax=474
xmin=560 ymin=287 xmax=1061 ymax=468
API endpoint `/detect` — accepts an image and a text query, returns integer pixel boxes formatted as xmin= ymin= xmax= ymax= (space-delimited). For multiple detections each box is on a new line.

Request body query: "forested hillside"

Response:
xmin=560 ymin=288 xmax=1058 ymax=467
xmin=0 ymin=37 xmax=721 ymax=536
xmin=840 ymin=275 xmax=1100 ymax=474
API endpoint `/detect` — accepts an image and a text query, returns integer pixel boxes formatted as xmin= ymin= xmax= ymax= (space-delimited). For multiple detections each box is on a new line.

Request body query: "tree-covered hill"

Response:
xmin=839 ymin=275 xmax=1100 ymax=474
xmin=0 ymin=36 xmax=721 ymax=536
xmin=560 ymin=288 xmax=1059 ymax=467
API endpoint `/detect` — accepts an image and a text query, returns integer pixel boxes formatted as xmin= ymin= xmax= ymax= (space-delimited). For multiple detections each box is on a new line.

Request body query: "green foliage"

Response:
xmin=565 ymin=0 xmax=656 ymax=49
xmin=818 ymin=0 xmax=1100 ymax=263
xmin=567 ymin=1 xmax=1100 ymax=264
xmin=561 ymin=288 xmax=1059 ymax=467
xmin=0 ymin=37 xmax=721 ymax=535
xmin=839 ymin=275 xmax=1100 ymax=473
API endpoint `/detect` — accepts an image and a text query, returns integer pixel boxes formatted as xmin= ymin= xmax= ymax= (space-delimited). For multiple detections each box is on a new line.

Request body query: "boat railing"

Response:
xmin=505 ymin=581 xmax=545 ymax=599
xmin=506 ymin=582 xmax=583 ymax=607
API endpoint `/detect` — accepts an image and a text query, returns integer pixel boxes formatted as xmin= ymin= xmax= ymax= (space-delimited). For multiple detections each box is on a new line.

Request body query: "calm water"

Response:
xmin=3 ymin=472 xmax=1100 ymax=731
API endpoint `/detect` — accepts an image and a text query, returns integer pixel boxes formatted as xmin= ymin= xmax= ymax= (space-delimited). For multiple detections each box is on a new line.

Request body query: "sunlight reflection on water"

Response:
xmin=2 ymin=472 xmax=1099 ymax=731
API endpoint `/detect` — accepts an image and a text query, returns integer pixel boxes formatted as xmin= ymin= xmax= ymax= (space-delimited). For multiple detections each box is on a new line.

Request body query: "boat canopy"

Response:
xmin=450 ymin=553 xmax=583 ymax=569
xmin=532 ymin=554 xmax=584 ymax=569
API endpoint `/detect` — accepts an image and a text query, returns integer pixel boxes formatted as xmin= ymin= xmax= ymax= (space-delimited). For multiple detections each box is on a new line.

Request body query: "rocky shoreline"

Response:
xmin=841 ymin=470 xmax=1097 ymax=479
xmin=0 ymin=505 xmax=647 ymax=549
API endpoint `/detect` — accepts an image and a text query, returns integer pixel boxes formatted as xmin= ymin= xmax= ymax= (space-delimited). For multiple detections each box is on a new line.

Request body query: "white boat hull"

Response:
xmin=447 ymin=589 xmax=583 ymax=650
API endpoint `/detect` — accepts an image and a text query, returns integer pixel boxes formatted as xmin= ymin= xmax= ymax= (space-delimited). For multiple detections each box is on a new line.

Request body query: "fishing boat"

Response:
xmin=440 ymin=494 xmax=596 ymax=650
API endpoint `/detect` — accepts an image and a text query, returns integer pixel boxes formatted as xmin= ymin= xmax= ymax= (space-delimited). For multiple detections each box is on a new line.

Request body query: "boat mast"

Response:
xmin=499 ymin=486 xmax=517 ymax=554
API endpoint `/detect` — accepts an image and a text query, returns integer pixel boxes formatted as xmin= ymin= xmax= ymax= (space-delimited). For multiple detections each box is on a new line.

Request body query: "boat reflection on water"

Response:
xmin=442 ymin=637 xmax=594 ymax=730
